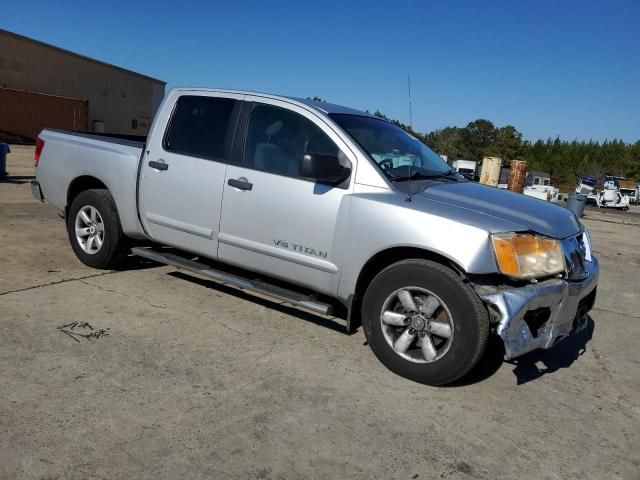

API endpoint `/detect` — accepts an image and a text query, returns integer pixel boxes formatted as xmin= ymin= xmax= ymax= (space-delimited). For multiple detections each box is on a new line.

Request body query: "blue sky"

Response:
xmin=3 ymin=0 xmax=639 ymax=142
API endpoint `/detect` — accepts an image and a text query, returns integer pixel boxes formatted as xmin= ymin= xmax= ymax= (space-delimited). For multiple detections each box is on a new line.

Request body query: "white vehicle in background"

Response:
xmin=523 ymin=170 xmax=559 ymax=201
xmin=576 ymin=176 xmax=597 ymax=195
xmin=618 ymin=179 xmax=637 ymax=205
xmin=595 ymin=176 xmax=630 ymax=210
xmin=523 ymin=184 xmax=560 ymax=202
xmin=451 ymin=159 xmax=476 ymax=178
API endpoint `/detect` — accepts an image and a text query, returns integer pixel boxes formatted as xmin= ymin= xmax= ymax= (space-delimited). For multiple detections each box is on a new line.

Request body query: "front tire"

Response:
xmin=362 ymin=259 xmax=489 ymax=385
xmin=66 ymin=189 xmax=128 ymax=269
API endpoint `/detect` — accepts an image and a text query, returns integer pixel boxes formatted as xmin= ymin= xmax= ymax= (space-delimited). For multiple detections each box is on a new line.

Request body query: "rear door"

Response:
xmin=218 ymin=97 xmax=356 ymax=295
xmin=139 ymin=91 xmax=243 ymax=258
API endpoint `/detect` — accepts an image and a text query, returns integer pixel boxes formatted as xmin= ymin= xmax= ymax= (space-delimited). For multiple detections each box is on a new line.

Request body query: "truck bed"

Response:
xmin=35 ymin=128 xmax=147 ymax=238
xmin=45 ymin=128 xmax=147 ymax=148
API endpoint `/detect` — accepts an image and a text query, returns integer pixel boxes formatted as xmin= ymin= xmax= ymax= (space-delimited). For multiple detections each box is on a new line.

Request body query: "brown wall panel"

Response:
xmin=0 ymin=88 xmax=87 ymax=141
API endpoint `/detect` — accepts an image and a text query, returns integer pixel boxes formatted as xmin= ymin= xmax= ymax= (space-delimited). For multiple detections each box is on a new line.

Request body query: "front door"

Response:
xmin=218 ymin=98 xmax=355 ymax=295
xmin=139 ymin=92 xmax=243 ymax=258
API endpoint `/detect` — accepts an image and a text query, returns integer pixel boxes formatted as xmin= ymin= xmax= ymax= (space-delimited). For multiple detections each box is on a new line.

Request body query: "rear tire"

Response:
xmin=362 ymin=259 xmax=489 ymax=386
xmin=66 ymin=189 xmax=128 ymax=269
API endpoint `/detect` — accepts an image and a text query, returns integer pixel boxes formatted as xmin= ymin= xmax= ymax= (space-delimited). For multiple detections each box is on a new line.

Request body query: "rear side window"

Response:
xmin=163 ymin=96 xmax=236 ymax=160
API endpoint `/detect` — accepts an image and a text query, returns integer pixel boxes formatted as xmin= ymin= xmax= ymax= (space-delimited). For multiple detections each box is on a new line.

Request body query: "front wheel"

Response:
xmin=362 ymin=259 xmax=489 ymax=385
xmin=66 ymin=189 xmax=128 ymax=269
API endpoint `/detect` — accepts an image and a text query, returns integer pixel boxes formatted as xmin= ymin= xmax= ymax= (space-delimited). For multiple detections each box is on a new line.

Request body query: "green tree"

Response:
xmin=486 ymin=125 xmax=523 ymax=161
xmin=626 ymin=140 xmax=640 ymax=179
xmin=424 ymin=127 xmax=467 ymax=160
xmin=464 ymin=119 xmax=497 ymax=160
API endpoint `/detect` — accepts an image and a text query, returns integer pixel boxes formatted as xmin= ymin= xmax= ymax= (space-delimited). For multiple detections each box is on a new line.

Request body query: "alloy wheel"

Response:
xmin=74 ymin=206 xmax=105 ymax=255
xmin=380 ymin=287 xmax=454 ymax=363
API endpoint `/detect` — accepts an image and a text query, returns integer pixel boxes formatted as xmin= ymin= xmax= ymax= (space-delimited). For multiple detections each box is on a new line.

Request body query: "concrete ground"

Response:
xmin=1 ymin=145 xmax=639 ymax=480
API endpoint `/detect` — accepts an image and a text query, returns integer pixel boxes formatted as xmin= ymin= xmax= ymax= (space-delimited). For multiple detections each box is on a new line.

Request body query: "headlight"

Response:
xmin=491 ymin=233 xmax=565 ymax=279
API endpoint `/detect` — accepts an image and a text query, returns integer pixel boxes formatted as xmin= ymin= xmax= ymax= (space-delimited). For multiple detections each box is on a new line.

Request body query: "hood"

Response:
xmin=411 ymin=181 xmax=581 ymax=239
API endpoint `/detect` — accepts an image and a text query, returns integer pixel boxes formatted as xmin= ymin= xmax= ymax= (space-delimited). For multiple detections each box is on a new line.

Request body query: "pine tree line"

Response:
xmin=422 ymin=119 xmax=640 ymax=186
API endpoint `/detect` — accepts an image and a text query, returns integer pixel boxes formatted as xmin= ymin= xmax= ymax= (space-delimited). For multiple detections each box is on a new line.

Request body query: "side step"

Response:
xmin=131 ymin=247 xmax=333 ymax=316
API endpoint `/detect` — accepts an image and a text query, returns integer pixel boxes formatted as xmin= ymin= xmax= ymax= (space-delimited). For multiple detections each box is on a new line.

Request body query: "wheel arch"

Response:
xmin=346 ymin=246 xmax=467 ymax=332
xmin=66 ymin=176 xmax=108 ymax=216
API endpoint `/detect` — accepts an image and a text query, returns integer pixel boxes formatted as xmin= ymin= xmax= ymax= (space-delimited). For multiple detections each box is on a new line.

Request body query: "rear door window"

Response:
xmin=163 ymin=96 xmax=237 ymax=161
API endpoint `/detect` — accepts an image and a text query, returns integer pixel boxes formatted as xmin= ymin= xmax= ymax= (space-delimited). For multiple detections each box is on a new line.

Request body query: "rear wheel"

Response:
xmin=362 ymin=259 xmax=489 ymax=385
xmin=66 ymin=189 xmax=128 ymax=269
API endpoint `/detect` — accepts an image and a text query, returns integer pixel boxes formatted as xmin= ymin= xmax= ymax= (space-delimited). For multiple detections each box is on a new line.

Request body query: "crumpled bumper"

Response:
xmin=475 ymin=257 xmax=599 ymax=359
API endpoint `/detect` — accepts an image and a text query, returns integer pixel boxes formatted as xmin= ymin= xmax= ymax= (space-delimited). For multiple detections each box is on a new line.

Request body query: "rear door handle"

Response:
xmin=148 ymin=160 xmax=169 ymax=171
xmin=228 ymin=178 xmax=253 ymax=191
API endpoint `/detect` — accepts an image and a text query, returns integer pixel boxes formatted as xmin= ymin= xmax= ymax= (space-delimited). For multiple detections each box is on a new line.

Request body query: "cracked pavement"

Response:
xmin=1 ymin=146 xmax=639 ymax=479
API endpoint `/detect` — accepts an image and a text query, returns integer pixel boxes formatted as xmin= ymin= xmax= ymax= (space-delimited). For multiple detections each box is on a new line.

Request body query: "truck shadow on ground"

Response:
xmin=449 ymin=336 xmax=506 ymax=386
xmin=118 ymin=255 xmax=164 ymax=271
xmin=138 ymin=260 xmax=598 ymax=386
xmin=168 ymin=271 xmax=348 ymax=334
xmin=0 ymin=174 xmax=35 ymax=184
xmin=452 ymin=317 xmax=595 ymax=386
xmin=507 ymin=317 xmax=595 ymax=385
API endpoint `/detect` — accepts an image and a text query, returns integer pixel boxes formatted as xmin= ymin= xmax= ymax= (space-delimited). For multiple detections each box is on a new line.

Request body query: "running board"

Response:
xmin=131 ymin=247 xmax=333 ymax=316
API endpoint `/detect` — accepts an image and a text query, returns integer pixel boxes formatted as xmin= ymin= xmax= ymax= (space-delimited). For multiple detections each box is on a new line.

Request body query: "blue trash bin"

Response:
xmin=0 ymin=143 xmax=10 ymax=178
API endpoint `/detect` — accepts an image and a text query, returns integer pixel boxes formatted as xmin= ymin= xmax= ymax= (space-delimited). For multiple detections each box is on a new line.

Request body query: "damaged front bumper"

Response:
xmin=475 ymin=257 xmax=599 ymax=359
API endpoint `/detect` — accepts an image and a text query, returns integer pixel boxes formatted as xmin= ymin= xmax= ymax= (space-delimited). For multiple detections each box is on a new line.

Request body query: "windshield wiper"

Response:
xmin=438 ymin=168 xmax=457 ymax=177
xmin=390 ymin=168 xmax=460 ymax=182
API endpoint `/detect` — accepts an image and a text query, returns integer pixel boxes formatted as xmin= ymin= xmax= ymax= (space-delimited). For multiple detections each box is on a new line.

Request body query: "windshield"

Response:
xmin=330 ymin=114 xmax=453 ymax=180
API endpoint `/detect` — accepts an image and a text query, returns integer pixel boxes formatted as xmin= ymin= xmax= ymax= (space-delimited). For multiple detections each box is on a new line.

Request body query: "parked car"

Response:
xmin=595 ymin=176 xmax=631 ymax=210
xmin=618 ymin=179 xmax=637 ymax=205
xmin=31 ymin=88 xmax=599 ymax=385
xmin=451 ymin=159 xmax=476 ymax=178
xmin=523 ymin=184 xmax=560 ymax=202
xmin=576 ymin=175 xmax=597 ymax=194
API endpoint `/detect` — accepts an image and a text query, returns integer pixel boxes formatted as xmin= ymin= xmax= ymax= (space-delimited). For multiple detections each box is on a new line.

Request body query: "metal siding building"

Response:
xmin=0 ymin=29 xmax=165 ymax=137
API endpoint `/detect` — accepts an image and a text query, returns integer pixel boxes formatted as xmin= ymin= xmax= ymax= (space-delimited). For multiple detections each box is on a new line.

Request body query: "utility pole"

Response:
xmin=407 ymin=75 xmax=413 ymax=131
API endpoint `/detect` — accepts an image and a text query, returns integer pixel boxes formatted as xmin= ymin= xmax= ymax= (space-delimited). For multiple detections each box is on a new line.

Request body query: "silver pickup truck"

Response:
xmin=32 ymin=88 xmax=598 ymax=385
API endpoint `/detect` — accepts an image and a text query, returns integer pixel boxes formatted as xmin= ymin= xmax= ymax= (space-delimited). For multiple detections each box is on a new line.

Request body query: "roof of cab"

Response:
xmin=287 ymin=97 xmax=376 ymax=118
xmin=170 ymin=88 xmax=376 ymax=119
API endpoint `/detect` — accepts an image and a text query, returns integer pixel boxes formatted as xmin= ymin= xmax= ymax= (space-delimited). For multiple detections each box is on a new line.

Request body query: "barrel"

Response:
xmin=507 ymin=160 xmax=527 ymax=193
xmin=567 ymin=193 xmax=587 ymax=218
xmin=479 ymin=156 xmax=502 ymax=186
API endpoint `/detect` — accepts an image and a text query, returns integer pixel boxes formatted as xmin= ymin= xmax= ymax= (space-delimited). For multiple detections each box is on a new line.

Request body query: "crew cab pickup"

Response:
xmin=32 ymin=88 xmax=599 ymax=385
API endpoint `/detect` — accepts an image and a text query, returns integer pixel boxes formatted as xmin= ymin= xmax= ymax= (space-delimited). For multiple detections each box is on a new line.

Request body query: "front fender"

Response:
xmin=337 ymin=186 xmax=501 ymax=303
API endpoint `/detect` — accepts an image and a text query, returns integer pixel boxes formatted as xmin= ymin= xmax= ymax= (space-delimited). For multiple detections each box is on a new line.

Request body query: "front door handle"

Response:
xmin=228 ymin=178 xmax=253 ymax=191
xmin=148 ymin=160 xmax=169 ymax=171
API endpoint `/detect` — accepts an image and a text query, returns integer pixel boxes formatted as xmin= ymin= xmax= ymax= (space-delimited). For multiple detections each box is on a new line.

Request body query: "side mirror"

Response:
xmin=300 ymin=154 xmax=351 ymax=184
